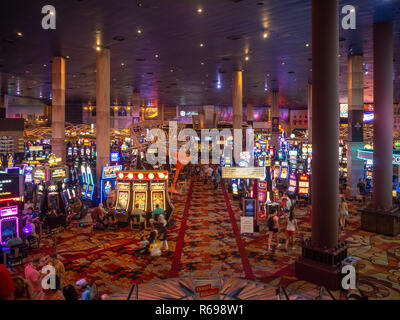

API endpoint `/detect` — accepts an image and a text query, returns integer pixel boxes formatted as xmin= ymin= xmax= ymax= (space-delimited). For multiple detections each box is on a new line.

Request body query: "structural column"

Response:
xmin=295 ymin=0 xmax=344 ymax=290
xmin=347 ymin=56 xmax=365 ymax=198
xmin=96 ymin=48 xmax=111 ymax=198
xmin=232 ymin=70 xmax=243 ymax=130
xmin=307 ymin=83 xmax=312 ymax=142
xmin=51 ymin=56 xmax=66 ymax=161
xmin=372 ymin=21 xmax=393 ymax=210
xmin=271 ymin=90 xmax=279 ymax=152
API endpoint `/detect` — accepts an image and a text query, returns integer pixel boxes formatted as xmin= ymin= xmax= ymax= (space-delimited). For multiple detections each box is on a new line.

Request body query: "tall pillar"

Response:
xmin=246 ymin=103 xmax=253 ymax=124
xmin=372 ymin=21 xmax=393 ymax=210
xmin=96 ymin=49 xmax=111 ymax=199
xmin=347 ymin=56 xmax=365 ymax=198
xmin=307 ymin=83 xmax=312 ymax=142
xmin=51 ymin=56 xmax=66 ymax=161
xmin=295 ymin=0 xmax=345 ymax=290
xmin=0 ymin=94 xmax=8 ymax=118
xmin=232 ymin=70 xmax=243 ymax=130
xmin=271 ymin=90 xmax=279 ymax=151
xmin=203 ymin=105 xmax=215 ymax=129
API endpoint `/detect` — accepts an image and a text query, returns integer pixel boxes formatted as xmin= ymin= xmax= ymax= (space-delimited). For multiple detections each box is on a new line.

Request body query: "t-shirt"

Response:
xmin=152 ymin=207 xmax=165 ymax=220
xmin=25 ymin=265 xmax=42 ymax=293
xmin=0 ymin=264 xmax=15 ymax=299
xmin=81 ymin=287 xmax=92 ymax=300
xmin=132 ymin=209 xmax=144 ymax=222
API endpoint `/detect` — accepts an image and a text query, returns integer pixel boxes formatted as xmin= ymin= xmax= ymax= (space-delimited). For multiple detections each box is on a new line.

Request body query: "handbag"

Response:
xmin=150 ymin=241 xmax=161 ymax=257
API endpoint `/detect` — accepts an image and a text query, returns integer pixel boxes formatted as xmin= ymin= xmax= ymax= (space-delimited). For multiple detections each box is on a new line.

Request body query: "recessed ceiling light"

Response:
xmin=245 ymin=56 xmax=250 ymax=61
xmin=201 ymin=62 xmax=204 ymax=65
xmin=43 ymin=64 xmax=47 ymax=67
xmin=170 ymin=69 xmax=174 ymax=72
xmin=305 ymin=43 xmax=310 ymax=47
xmin=263 ymin=32 xmax=268 ymax=39
xmin=137 ymin=29 xmax=142 ymax=34
xmin=66 ymin=56 xmax=70 ymax=59
xmin=17 ymin=32 xmax=23 ymax=37
xmin=96 ymin=46 xmax=101 ymax=51
xmin=197 ymin=8 xmax=203 ymax=13
xmin=200 ymin=43 xmax=204 ymax=47
xmin=155 ymin=54 xmax=159 ymax=58
xmin=121 ymin=62 xmax=125 ymax=66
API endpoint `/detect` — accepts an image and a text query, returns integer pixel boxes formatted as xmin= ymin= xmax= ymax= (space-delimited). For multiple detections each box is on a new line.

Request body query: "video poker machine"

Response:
xmin=0 ymin=206 xmax=23 ymax=246
xmin=115 ymin=171 xmax=174 ymax=223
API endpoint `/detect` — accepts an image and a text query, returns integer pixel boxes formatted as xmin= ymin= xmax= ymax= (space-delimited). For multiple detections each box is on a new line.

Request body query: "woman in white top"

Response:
xmin=284 ymin=210 xmax=298 ymax=251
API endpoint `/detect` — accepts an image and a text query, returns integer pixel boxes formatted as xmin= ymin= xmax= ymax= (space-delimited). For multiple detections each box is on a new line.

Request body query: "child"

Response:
xmin=284 ymin=210 xmax=298 ymax=251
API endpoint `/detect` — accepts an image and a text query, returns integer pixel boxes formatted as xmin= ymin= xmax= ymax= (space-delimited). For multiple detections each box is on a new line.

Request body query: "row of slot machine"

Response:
xmin=114 ymin=171 xmax=173 ymax=224
xmin=31 ymin=166 xmax=71 ymax=215
xmin=66 ymin=141 xmax=96 ymax=162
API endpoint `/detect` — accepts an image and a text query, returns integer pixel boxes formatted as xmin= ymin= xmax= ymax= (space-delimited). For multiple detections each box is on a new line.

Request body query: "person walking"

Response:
xmin=339 ymin=196 xmax=349 ymax=230
xmin=266 ymin=208 xmax=280 ymax=251
xmin=284 ymin=210 xmax=298 ymax=251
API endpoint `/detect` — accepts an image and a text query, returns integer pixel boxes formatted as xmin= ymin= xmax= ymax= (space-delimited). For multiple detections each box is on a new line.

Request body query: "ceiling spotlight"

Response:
xmin=305 ymin=43 xmax=310 ymax=47
xmin=155 ymin=54 xmax=159 ymax=58
xmin=66 ymin=56 xmax=70 ymax=59
xmin=170 ymin=69 xmax=174 ymax=72
xmin=262 ymin=32 xmax=268 ymax=39
xmin=245 ymin=56 xmax=250 ymax=61
xmin=121 ymin=62 xmax=125 ymax=66
xmin=43 ymin=64 xmax=47 ymax=67
xmin=201 ymin=62 xmax=204 ymax=65
xmin=200 ymin=43 xmax=204 ymax=47
xmin=197 ymin=8 xmax=203 ymax=13
xmin=96 ymin=46 xmax=101 ymax=51
xmin=137 ymin=29 xmax=142 ymax=35
xmin=17 ymin=32 xmax=23 ymax=37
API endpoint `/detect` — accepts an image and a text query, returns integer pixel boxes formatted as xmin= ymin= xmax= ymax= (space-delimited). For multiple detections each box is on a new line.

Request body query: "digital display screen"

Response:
xmin=0 ymin=175 xmax=21 ymax=200
xmin=244 ymin=199 xmax=255 ymax=217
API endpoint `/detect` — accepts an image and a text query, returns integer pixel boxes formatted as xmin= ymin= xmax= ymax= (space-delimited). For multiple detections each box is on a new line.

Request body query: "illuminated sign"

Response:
xmin=29 ymin=146 xmax=43 ymax=152
xmin=222 ymin=167 xmax=266 ymax=180
xmin=358 ymin=149 xmax=400 ymax=165
xmin=117 ymin=171 xmax=168 ymax=181
xmin=340 ymin=103 xmax=348 ymax=118
xmin=33 ymin=168 xmax=46 ymax=181
xmin=0 ymin=206 xmax=18 ymax=218
xmin=110 ymin=152 xmax=121 ymax=163
xmin=50 ymin=167 xmax=67 ymax=179
xmin=102 ymin=165 xmax=123 ymax=179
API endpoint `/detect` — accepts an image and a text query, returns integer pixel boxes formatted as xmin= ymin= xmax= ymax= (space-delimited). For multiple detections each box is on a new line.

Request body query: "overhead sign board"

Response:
xmin=222 ymin=167 xmax=266 ymax=180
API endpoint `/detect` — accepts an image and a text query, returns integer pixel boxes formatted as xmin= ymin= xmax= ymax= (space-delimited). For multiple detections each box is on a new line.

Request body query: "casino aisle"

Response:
xmin=172 ymin=181 xmax=250 ymax=279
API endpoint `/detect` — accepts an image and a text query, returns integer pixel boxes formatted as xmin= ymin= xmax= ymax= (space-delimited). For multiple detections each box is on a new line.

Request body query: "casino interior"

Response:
xmin=0 ymin=0 xmax=400 ymax=301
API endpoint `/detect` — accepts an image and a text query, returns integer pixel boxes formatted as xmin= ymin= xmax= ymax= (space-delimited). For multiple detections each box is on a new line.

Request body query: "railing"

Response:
xmin=276 ymin=286 xmax=290 ymax=300
xmin=127 ymin=284 xmax=138 ymax=300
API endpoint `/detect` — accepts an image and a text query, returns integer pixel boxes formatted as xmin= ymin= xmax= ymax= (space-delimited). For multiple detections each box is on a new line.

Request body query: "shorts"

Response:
xmin=268 ymin=228 xmax=279 ymax=233
xmin=285 ymin=230 xmax=296 ymax=236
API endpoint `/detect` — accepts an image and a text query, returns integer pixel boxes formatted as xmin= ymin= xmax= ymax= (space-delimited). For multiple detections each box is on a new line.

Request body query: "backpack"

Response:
xmin=268 ymin=216 xmax=275 ymax=229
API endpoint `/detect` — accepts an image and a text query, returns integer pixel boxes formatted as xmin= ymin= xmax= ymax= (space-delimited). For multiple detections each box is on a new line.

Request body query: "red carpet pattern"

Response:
xmin=8 ymin=181 xmax=400 ymax=299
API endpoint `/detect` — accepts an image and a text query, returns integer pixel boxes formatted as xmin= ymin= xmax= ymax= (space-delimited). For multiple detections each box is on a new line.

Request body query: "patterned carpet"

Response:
xmin=9 ymin=180 xmax=400 ymax=300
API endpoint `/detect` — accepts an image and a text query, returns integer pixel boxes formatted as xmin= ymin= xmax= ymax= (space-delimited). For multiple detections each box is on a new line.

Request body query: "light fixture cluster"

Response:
xmin=116 ymin=171 xmax=168 ymax=180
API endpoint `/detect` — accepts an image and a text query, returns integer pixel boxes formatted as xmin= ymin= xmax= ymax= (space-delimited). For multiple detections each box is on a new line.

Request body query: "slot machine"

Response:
xmin=84 ymin=166 xmax=95 ymax=200
xmin=47 ymin=184 xmax=60 ymax=211
xmin=258 ymin=181 xmax=267 ymax=204
xmin=100 ymin=165 xmax=123 ymax=204
xmin=0 ymin=206 xmax=22 ymax=245
xmin=115 ymin=182 xmax=132 ymax=216
xmin=133 ymin=183 xmax=148 ymax=211
xmin=298 ymin=174 xmax=310 ymax=197
xmin=287 ymin=173 xmax=297 ymax=195
xmin=80 ymin=165 xmax=87 ymax=198
xmin=36 ymin=184 xmax=45 ymax=209
xmin=279 ymin=165 xmax=288 ymax=180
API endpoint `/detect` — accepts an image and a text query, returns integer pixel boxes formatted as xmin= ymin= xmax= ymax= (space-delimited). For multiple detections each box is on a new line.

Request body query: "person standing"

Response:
xmin=284 ymin=210 xmax=298 ymax=251
xmin=24 ymin=258 xmax=44 ymax=300
xmin=266 ymin=208 xmax=280 ymax=251
xmin=357 ymin=179 xmax=366 ymax=204
xmin=339 ymin=196 xmax=349 ymax=230
xmin=50 ymin=253 xmax=65 ymax=288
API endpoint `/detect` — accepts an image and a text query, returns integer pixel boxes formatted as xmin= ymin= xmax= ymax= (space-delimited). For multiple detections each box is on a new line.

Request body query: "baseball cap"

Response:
xmin=76 ymin=279 xmax=88 ymax=287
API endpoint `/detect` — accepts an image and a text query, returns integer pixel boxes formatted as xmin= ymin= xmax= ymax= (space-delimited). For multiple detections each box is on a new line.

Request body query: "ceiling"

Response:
xmin=0 ymin=0 xmax=400 ymax=110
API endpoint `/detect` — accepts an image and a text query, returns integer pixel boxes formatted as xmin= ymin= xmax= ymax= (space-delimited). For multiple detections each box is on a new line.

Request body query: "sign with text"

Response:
xmin=50 ymin=167 xmax=68 ymax=180
xmin=193 ymin=278 xmax=221 ymax=300
xmin=102 ymin=165 xmax=123 ymax=179
xmin=222 ymin=167 xmax=265 ymax=180
xmin=240 ymin=216 xmax=254 ymax=234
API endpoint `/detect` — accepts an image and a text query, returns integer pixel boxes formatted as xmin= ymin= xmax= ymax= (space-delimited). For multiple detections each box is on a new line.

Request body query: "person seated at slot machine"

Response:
xmin=106 ymin=188 xmax=116 ymax=208
xmin=24 ymin=219 xmax=38 ymax=244
xmin=104 ymin=210 xmax=118 ymax=229
xmin=24 ymin=207 xmax=39 ymax=222
xmin=130 ymin=204 xmax=147 ymax=230
xmin=149 ymin=204 xmax=165 ymax=229
xmin=70 ymin=197 xmax=82 ymax=214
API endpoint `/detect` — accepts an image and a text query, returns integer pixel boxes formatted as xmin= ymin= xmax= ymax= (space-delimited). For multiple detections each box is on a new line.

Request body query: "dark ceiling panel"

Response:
xmin=0 ymin=0 xmax=399 ymax=109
